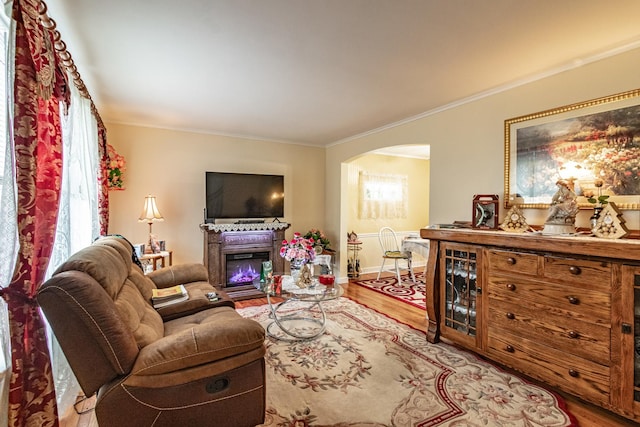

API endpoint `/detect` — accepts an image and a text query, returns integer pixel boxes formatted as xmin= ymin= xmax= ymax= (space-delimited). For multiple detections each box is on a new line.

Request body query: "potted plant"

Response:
xmin=584 ymin=178 xmax=609 ymax=230
xmin=304 ymin=228 xmax=332 ymax=254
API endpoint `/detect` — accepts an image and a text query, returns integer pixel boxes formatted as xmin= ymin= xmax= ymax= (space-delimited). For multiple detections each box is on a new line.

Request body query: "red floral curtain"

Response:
xmin=97 ymin=124 xmax=110 ymax=234
xmin=1 ymin=0 xmax=69 ymax=425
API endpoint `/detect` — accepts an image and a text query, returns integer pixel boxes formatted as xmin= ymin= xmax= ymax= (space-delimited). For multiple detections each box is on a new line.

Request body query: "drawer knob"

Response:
xmin=506 ymin=312 xmax=515 ymax=320
xmin=505 ymin=345 xmax=515 ymax=353
xmin=568 ymin=266 xmax=581 ymax=275
xmin=568 ymin=369 xmax=579 ymax=378
xmin=567 ymin=296 xmax=580 ymax=305
xmin=506 ymin=283 xmax=516 ymax=291
xmin=568 ymin=330 xmax=580 ymax=339
xmin=506 ymin=257 xmax=516 ymax=265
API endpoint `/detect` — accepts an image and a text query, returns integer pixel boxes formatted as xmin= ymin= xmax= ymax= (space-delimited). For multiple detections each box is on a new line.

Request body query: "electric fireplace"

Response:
xmin=225 ymin=251 xmax=270 ymax=287
xmin=201 ymin=225 xmax=289 ymax=300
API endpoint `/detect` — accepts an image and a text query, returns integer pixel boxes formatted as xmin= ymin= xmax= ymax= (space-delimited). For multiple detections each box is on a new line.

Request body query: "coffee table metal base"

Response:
xmin=266 ymin=297 xmax=328 ymax=341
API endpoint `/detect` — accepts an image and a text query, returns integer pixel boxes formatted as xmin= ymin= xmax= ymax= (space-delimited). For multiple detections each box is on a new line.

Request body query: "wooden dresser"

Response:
xmin=420 ymin=228 xmax=640 ymax=422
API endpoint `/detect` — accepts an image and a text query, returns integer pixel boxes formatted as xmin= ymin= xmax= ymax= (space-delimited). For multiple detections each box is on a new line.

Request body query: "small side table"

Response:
xmin=140 ymin=250 xmax=173 ymax=272
xmin=347 ymin=240 xmax=362 ymax=278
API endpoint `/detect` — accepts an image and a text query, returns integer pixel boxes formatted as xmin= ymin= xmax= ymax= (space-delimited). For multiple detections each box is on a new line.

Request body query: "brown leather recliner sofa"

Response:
xmin=38 ymin=236 xmax=266 ymax=427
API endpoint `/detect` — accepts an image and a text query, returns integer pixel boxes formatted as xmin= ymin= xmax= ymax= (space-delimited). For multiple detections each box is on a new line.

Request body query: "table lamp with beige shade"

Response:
xmin=139 ymin=195 xmax=164 ymax=253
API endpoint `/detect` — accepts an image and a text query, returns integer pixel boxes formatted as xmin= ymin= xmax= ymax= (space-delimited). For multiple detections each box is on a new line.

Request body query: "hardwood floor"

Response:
xmin=62 ymin=273 xmax=636 ymax=426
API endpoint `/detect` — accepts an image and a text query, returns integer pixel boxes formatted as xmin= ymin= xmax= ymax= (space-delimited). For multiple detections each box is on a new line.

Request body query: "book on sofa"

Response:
xmin=152 ymin=285 xmax=189 ymax=308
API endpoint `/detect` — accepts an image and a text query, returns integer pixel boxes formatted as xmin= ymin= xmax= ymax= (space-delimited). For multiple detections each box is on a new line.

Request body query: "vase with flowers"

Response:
xmin=584 ymin=178 xmax=610 ymax=231
xmin=280 ymin=232 xmax=316 ymax=285
xmin=107 ymin=144 xmax=126 ymax=190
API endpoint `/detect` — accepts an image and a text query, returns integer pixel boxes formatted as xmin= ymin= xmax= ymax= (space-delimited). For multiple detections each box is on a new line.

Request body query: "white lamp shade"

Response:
xmin=138 ymin=195 xmax=164 ymax=222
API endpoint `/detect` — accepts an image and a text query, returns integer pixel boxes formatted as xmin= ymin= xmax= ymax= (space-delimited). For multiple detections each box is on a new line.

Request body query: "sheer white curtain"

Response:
xmin=0 ymin=137 xmax=13 ymax=427
xmin=0 ymin=5 xmax=15 ymax=424
xmin=46 ymin=81 xmax=100 ymax=274
xmin=44 ymin=81 xmax=101 ymax=415
xmin=0 ymin=146 xmax=14 ymax=427
xmin=358 ymin=171 xmax=409 ymax=219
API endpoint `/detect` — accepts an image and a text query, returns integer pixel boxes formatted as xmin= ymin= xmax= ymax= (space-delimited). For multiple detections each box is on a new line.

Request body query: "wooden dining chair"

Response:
xmin=377 ymin=226 xmax=416 ymax=285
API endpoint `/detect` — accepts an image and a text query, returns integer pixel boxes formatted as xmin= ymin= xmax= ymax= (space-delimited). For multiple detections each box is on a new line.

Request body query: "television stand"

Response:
xmin=201 ymin=222 xmax=290 ymax=301
xmin=235 ymin=219 xmax=265 ymax=224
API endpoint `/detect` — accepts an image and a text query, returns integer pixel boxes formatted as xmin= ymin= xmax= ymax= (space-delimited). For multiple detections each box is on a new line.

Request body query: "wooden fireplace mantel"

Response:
xmin=201 ymin=222 xmax=290 ymax=233
xmin=201 ymin=222 xmax=290 ymax=300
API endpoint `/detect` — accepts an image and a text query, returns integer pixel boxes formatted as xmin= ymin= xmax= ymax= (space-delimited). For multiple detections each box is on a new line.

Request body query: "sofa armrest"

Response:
xmin=155 ymin=287 xmax=235 ymax=321
xmin=147 ymin=263 xmax=208 ymax=288
xmin=147 ymin=263 xmax=236 ymax=319
xmin=130 ymin=308 xmax=265 ymax=376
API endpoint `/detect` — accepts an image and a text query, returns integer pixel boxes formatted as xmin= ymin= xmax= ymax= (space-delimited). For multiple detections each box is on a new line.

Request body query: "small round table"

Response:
xmin=265 ymin=278 xmax=343 ymax=341
xmin=347 ymin=240 xmax=362 ymax=278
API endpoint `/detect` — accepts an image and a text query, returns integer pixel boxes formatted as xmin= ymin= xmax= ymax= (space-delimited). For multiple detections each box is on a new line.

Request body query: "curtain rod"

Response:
xmin=36 ymin=0 xmax=105 ymax=130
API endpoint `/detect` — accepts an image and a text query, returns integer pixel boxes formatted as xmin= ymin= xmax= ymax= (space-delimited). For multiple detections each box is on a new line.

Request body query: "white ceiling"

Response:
xmin=44 ymin=0 xmax=640 ymax=147
xmin=372 ymin=145 xmax=430 ymax=160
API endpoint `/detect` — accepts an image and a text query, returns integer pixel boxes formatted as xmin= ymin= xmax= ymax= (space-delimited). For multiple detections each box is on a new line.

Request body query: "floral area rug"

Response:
xmin=238 ymin=298 xmax=577 ymax=427
xmin=352 ymin=271 xmax=426 ymax=309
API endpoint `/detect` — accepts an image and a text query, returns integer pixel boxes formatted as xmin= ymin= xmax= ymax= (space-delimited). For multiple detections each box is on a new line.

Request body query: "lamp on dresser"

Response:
xmin=139 ymin=194 xmax=164 ymax=253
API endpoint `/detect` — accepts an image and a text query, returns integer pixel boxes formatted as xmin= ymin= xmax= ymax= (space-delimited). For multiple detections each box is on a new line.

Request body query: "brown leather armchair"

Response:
xmin=38 ymin=236 xmax=266 ymax=427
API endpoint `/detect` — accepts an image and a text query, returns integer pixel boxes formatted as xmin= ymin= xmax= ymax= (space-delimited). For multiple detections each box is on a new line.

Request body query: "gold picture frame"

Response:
xmin=504 ymin=88 xmax=640 ymax=210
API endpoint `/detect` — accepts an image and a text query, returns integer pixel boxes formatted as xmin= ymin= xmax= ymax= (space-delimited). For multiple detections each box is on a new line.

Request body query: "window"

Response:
xmin=363 ymin=177 xmax=403 ymax=202
xmin=358 ymin=171 xmax=408 ymax=219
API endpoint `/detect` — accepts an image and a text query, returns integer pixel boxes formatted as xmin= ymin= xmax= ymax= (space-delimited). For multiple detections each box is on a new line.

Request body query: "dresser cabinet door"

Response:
xmin=439 ymin=242 xmax=483 ymax=349
xmin=620 ymin=265 xmax=640 ymax=418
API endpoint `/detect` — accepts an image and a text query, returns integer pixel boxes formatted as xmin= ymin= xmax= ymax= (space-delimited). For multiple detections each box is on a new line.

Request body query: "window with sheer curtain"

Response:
xmin=0 ymin=14 xmax=102 ymax=422
xmin=43 ymin=81 xmax=102 ymax=416
xmin=358 ymin=171 xmax=408 ymax=219
xmin=0 ymin=11 xmax=13 ymax=424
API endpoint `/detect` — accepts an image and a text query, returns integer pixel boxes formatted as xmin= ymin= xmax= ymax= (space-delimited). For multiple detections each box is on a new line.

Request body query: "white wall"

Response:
xmin=106 ymin=124 xmax=326 ymax=265
xmin=326 ymin=47 xmax=640 ymax=279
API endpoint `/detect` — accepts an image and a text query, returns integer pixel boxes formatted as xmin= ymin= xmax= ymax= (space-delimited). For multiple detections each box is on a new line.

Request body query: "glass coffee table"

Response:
xmin=265 ymin=276 xmax=343 ymax=341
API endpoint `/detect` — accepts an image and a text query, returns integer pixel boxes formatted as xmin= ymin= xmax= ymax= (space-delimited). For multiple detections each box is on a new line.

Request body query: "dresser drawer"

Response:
xmin=487 ymin=249 xmax=538 ymax=276
xmin=489 ymin=299 xmax=611 ymax=365
xmin=487 ymin=331 xmax=610 ymax=405
xmin=543 ymin=256 xmax=611 ymax=291
xmin=487 ymin=276 xmax=611 ymax=325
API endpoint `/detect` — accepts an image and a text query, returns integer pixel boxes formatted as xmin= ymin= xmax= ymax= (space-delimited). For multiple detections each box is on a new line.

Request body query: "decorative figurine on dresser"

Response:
xmin=542 ymin=179 xmax=579 ymax=235
xmin=499 ymin=205 xmax=530 ymax=233
xmin=592 ymin=202 xmax=629 ymax=239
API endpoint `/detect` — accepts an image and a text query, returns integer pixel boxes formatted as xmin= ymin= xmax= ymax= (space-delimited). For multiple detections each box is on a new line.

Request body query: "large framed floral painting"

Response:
xmin=504 ymin=88 xmax=640 ymax=210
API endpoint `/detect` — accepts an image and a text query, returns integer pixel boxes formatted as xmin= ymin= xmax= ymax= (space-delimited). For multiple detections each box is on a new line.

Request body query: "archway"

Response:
xmin=338 ymin=144 xmax=430 ymax=280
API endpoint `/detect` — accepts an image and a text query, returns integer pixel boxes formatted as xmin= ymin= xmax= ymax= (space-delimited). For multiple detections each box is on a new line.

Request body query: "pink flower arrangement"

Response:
xmin=107 ymin=144 xmax=126 ymax=190
xmin=279 ymin=232 xmax=316 ymax=264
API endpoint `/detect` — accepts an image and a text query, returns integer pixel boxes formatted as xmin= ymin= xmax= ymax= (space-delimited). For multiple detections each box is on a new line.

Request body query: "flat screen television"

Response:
xmin=205 ymin=172 xmax=284 ymax=221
